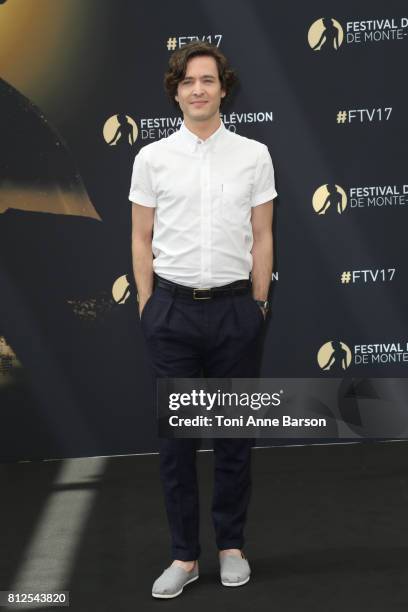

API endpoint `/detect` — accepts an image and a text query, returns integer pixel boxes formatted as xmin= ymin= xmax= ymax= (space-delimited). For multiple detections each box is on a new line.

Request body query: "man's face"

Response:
xmin=175 ymin=55 xmax=226 ymax=124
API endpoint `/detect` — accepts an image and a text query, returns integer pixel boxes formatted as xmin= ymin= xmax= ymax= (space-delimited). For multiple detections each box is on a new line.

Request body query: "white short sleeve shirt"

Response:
xmin=129 ymin=119 xmax=277 ymax=288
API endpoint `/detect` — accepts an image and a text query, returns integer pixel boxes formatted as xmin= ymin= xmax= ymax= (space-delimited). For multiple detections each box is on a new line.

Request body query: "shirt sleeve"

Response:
xmin=128 ymin=146 xmax=157 ymax=207
xmin=251 ymin=144 xmax=278 ymax=207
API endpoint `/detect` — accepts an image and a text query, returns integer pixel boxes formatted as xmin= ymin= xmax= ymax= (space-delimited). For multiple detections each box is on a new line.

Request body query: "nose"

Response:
xmin=192 ymin=82 xmax=204 ymax=96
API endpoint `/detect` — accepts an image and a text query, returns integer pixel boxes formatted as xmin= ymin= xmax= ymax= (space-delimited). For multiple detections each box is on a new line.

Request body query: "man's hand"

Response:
xmin=138 ymin=295 xmax=151 ymax=320
xmin=255 ymin=303 xmax=268 ymax=320
xmin=131 ymin=202 xmax=155 ymax=321
xmin=251 ymin=201 xmax=273 ymax=317
xmin=259 ymin=305 xmax=268 ymax=320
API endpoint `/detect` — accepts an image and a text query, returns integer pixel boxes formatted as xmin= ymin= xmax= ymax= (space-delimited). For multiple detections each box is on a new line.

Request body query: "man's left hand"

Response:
xmin=259 ymin=305 xmax=268 ymax=320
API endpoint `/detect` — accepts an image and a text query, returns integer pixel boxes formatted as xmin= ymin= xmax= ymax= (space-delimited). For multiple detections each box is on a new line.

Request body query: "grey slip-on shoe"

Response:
xmin=219 ymin=552 xmax=251 ymax=587
xmin=152 ymin=563 xmax=199 ymax=599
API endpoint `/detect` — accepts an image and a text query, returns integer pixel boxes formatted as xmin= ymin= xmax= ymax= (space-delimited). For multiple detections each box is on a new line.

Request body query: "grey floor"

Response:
xmin=1 ymin=441 xmax=408 ymax=611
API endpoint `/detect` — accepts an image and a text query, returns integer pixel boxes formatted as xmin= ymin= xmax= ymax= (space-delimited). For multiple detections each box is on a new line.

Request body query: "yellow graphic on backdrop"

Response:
xmin=317 ymin=341 xmax=352 ymax=371
xmin=312 ymin=184 xmax=347 ymax=215
xmin=308 ymin=18 xmax=344 ymax=51
xmin=103 ymin=114 xmax=138 ymax=146
xmin=112 ymin=275 xmax=131 ymax=305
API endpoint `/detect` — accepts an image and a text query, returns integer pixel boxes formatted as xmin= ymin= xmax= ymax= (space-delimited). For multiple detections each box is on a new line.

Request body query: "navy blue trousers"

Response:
xmin=140 ymin=276 xmax=265 ymax=560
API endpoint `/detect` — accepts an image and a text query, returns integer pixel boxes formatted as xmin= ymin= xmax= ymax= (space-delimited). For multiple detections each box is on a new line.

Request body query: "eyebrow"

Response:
xmin=183 ymin=75 xmax=216 ymax=80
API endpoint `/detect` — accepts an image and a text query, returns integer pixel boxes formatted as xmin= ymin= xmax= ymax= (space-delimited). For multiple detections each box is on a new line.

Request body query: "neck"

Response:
xmin=183 ymin=114 xmax=222 ymax=141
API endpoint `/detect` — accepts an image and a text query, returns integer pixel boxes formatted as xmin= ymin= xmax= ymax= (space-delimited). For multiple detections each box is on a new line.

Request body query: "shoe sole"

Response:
xmin=152 ymin=574 xmax=199 ymax=599
xmin=221 ymin=575 xmax=250 ymax=587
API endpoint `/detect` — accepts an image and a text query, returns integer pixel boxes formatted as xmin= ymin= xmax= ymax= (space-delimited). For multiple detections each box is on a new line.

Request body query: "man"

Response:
xmin=129 ymin=41 xmax=277 ymax=598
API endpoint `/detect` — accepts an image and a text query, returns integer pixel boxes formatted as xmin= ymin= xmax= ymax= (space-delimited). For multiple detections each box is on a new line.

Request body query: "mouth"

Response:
xmin=190 ymin=101 xmax=208 ymax=106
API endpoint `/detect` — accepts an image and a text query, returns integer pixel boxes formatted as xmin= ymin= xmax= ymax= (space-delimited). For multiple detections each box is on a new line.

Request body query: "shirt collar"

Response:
xmin=178 ymin=118 xmax=226 ymax=153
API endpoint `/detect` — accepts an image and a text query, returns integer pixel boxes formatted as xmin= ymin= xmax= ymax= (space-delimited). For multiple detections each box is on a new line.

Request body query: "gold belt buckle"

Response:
xmin=193 ymin=287 xmax=212 ymax=300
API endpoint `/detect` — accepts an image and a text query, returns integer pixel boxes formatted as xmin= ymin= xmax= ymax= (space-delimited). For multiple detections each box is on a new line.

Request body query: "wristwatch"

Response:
xmin=254 ymin=299 xmax=269 ymax=312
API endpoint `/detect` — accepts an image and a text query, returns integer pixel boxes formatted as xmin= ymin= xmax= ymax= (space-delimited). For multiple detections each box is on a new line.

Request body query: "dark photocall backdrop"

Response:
xmin=0 ymin=0 xmax=407 ymax=461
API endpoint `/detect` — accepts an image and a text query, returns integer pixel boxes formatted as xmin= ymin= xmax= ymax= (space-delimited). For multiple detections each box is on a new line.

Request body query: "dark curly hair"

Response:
xmin=164 ymin=41 xmax=238 ymax=110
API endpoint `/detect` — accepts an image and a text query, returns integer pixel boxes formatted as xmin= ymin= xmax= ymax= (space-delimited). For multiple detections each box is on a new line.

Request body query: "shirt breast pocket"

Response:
xmin=219 ymin=181 xmax=252 ymax=223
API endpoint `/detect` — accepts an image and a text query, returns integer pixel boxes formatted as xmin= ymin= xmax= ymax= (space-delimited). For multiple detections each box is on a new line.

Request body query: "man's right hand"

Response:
xmin=138 ymin=296 xmax=151 ymax=320
xmin=131 ymin=202 xmax=155 ymax=322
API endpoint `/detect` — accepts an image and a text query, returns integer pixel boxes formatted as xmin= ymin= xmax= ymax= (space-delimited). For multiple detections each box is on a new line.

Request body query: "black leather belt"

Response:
xmin=155 ymin=274 xmax=251 ymax=300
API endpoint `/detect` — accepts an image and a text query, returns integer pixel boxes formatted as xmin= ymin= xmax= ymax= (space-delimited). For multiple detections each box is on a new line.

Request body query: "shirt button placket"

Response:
xmin=200 ymin=143 xmax=211 ymax=287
